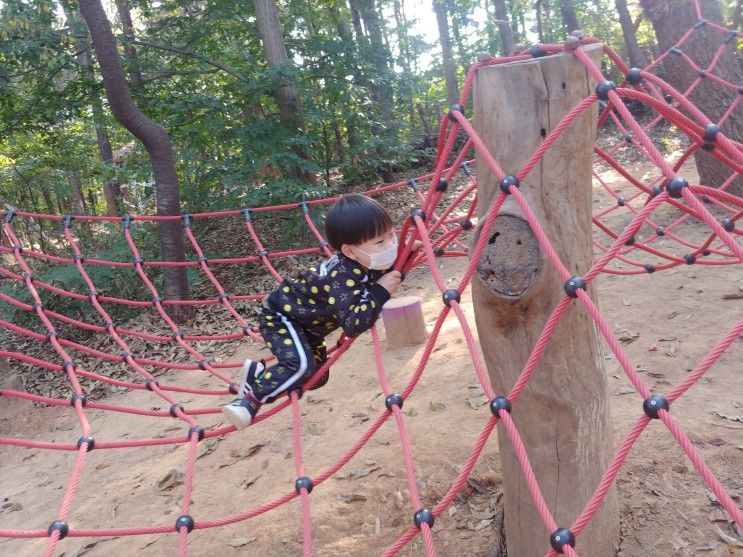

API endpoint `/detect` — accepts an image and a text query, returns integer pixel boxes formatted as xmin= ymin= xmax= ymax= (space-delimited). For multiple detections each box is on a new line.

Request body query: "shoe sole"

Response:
xmin=222 ymin=404 xmax=253 ymax=430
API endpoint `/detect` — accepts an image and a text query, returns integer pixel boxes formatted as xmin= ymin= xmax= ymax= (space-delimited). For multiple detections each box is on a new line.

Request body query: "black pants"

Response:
xmin=248 ymin=307 xmax=328 ymax=403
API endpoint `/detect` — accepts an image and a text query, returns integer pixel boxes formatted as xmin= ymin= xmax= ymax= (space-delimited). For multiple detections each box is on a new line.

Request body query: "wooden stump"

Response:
xmin=471 ymin=43 xmax=619 ymax=556
xmin=381 ymin=296 xmax=427 ymax=349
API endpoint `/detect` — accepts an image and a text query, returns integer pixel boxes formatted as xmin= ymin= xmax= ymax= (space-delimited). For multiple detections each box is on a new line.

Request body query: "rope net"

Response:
xmin=1 ymin=5 xmax=742 ymax=556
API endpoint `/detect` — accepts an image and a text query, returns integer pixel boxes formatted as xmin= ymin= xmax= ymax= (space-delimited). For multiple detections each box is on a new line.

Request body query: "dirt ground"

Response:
xmin=1 ymin=154 xmax=742 ymax=557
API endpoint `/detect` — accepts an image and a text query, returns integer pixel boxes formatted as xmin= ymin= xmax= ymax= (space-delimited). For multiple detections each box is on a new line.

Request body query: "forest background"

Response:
xmin=1 ymin=0 xmax=741 ymax=320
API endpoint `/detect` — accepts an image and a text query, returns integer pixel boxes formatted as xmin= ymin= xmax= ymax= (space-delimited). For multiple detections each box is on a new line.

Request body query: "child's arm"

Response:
xmin=335 ymin=271 xmax=400 ymax=337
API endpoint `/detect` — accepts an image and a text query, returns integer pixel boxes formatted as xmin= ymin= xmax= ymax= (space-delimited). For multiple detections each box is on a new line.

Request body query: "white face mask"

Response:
xmin=358 ymin=240 xmax=398 ymax=270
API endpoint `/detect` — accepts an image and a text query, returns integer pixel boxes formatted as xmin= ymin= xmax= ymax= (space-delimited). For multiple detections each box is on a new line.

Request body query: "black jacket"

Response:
xmin=266 ymin=253 xmax=390 ymax=338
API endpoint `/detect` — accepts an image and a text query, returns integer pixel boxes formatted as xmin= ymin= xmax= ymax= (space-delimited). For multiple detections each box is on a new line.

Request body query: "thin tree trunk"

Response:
xmin=114 ymin=0 xmax=147 ymax=105
xmin=493 ymin=0 xmax=515 ymax=55
xmin=67 ymin=170 xmax=87 ymax=214
xmin=62 ymin=2 xmax=120 ymax=216
xmin=560 ymin=0 xmax=580 ymax=34
xmin=536 ymin=0 xmax=545 ymax=43
xmin=732 ymin=0 xmax=742 ymax=29
xmin=336 ymin=17 xmax=361 ymax=155
xmin=393 ymin=0 xmax=417 ymax=136
xmin=433 ymin=0 xmax=460 ymax=106
xmin=349 ymin=0 xmax=364 ymax=39
xmin=79 ymin=0 xmax=191 ymax=318
xmin=616 ymin=0 xmax=649 ymax=68
xmin=641 ymin=0 xmax=743 ymax=197
xmin=41 ymin=186 xmax=56 ymax=215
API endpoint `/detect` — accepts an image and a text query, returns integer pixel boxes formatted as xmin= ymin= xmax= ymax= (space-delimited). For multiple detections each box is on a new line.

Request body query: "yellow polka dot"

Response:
xmin=371 ymin=301 xmax=376 ymax=308
xmin=346 ymin=279 xmax=355 ymax=287
xmin=282 ymin=286 xmax=290 ymax=293
xmin=310 ymin=267 xmax=317 ymax=272
xmin=296 ymin=298 xmax=302 ymax=304
xmin=323 ymin=285 xmax=331 ymax=293
xmin=267 ymin=322 xmax=275 ymax=327
xmin=354 ymin=306 xmax=359 ymax=313
xmin=355 ymin=318 xmax=360 ymax=325
xmin=283 ymin=304 xmax=292 ymax=312
xmin=278 ymin=328 xmax=287 ymax=334
xmin=265 ymin=315 xmax=273 ymax=320
xmin=361 ymin=304 xmax=367 ymax=311
xmin=331 ymin=271 xmax=337 ymax=277
xmin=328 ymin=297 xmax=335 ymax=305
xmin=353 ymin=268 xmax=361 ymax=275
xmin=311 ymin=286 xmax=318 ymax=294
xmin=264 ymin=372 xmax=272 ymax=379
xmin=267 ymin=341 xmax=272 ymax=347
xmin=312 ymin=320 xmax=319 ymax=325
xmin=308 ymin=299 xmax=316 ymax=305
xmin=353 ymin=290 xmax=360 ymax=295
xmin=284 ymin=338 xmax=293 ymax=345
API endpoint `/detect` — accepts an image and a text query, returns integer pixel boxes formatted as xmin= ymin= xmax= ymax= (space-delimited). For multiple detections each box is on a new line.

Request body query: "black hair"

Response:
xmin=324 ymin=194 xmax=393 ymax=251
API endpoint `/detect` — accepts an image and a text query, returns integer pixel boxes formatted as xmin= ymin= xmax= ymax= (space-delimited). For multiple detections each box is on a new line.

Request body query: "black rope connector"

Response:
xmin=624 ymin=235 xmax=635 ymax=247
xmin=87 ymin=289 xmax=98 ymax=299
xmin=624 ymin=134 xmax=633 ymax=144
xmin=175 ymin=515 xmax=195 ymax=533
xmin=218 ymin=291 xmax=230 ymax=300
xmin=666 ymin=176 xmax=689 ymax=198
xmin=442 ymin=288 xmax=461 ymax=306
xmin=169 ymin=403 xmax=185 ymax=418
xmin=702 ymin=249 xmax=711 ymax=257
xmin=530 ymin=44 xmax=547 ymax=58
xmin=596 ymin=80 xmax=616 ymax=101
xmin=650 ymin=185 xmax=663 ymax=198
xmin=702 ymin=123 xmax=720 ymax=151
xmin=229 ymin=383 xmax=239 ymax=394
xmin=133 ymin=257 xmax=144 ymax=266
xmin=664 ymin=93 xmax=674 ymax=104
xmin=70 ymin=394 xmax=87 ymax=408
xmin=122 ymin=214 xmax=134 ymax=229
xmin=120 ymin=351 xmax=132 ymax=363
xmin=564 ymin=276 xmax=586 ymax=298
xmin=48 ymin=520 xmax=69 ymax=540
xmin=460 ymin=219 xmax=473 ymax=230
xmin=172 ymin=331 xmax=183 ymax=340
xmin=152 ymin=296 xmax=161 ymax=305
xmin=295 ymin=476 xmax=314 ymax=494
xmin=436 ymin=178 xmax=448 ymax=192
xmin=188 ymin=426 xmax=205 ymax=442
xmin=723 ymin=31 xmax=737 ymax=44
xmin=31 ymin=302 xmax=44 ymax=310
xmin=241 ymin=208 xmax=252 ymax=221
xmin=77 ymin=435 xmax=95 ymax=452
xmin=698 ymin=70 xmax=707 ymax=79
xmin=617 ymin=197 xmax=625 ymax=207
xmin=694 ymin=19 xmax=707 ymax=29
xmin=298 ymin=201 xmax=310 ymax=214
xmin=702 ymin=194 xmax=712 ymax=204
xmin=385 ymin=393 xmax=403 ymax=411
xmin=738 ymin=86 xmax=743 ymax=95
xmin=489 ymin=396 xmax=512 ymax=416
xmin=655 ymin=226 xmax=665 ymax=237
xmin=643 ymin=394 xmax=669 ymax=419
xmin=721 ymin=218 xmax=734 ymax=232
xmin=180 ymin=213 xmax=192 ymax=228
xmin=683 ymin=253 xmax=696 ymax=265
xmin=45 ymin=331 xmax=57 ymax=340
xmin=62 ymin=361 xmax=76 ymax=372
xmin=258 ymin=249 xmax=268 ymax=257
xmin=644 ymin=263 xmax=656 ymax=274
xmin=448 ymin=104 xmax=464 ymax=121
xmin=319 ymin=241 xmax=329 ymax=249
xmin=669 ymin=46 xmax=683 ymax=55
xmin=197 ymin=255 xmax=208 ymax=263
xmin=550 ymin=527 xmax=576 ymax=553
xmin=21 ymin=272 xmax=33 ymax=282
xmin=62 ymin=215 xmax=75 ymax=229
xmin=3 ymin=210 xmax=16 ymax=223
xmin=408 ymin=178 xmax=419 ymax=192
xmin=414 ymin=508 xmax=435 ymax=529
xmin=145 ymin=379 xmax=159 ymax=391
xmin=500 ymin=175 xmax=520 ymax=195
xmin=104 ymin=321 xmax=115 ymax=332
xmin=433 ymin=247 xmax=444 ymax=257
xmin=197 ymin=359 xmax=209 ymax=371
xmin=242 ymin=324 xmax=253 ymax=336
xmin=410 ymin=208 xmax=426 ymax=222
xmin=11 ymin=244 xmax=22 ymax=253
xmin=627 ymin=67 xmax=643 ymax=86
xmin=460 ymin=161 xmax=473 ymax=176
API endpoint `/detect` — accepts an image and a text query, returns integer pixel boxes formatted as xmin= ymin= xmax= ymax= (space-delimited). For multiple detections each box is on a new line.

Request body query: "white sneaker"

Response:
xmin=223 ymin=398 xmax=260 ymax=430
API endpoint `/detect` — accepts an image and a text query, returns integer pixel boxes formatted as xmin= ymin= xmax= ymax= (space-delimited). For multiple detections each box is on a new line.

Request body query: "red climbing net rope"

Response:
xmin=1 ymin=4 xmax=742 ymax=555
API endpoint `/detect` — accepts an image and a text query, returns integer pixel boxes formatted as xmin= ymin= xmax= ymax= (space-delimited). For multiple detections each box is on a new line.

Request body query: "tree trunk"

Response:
xmin=114 ymin=0 xmax=147 ymax=105
xmin=536 ymin=0 xmax=545 ymax=43
xmin=641 ymin=0 xmax=743 ymax=197
xmin=493 ymin=0 xmax=515 ymax=55
xmin=349 ymin=0 xmax=364 ymax=40
xmin=615 ymin=0 xmax=649 ymax=68
xmin=472 ymin=43 xmax=619 ymax=557
xmin=733 ymin=0 xmax=742 ymax=30
xmin=560 ymin=0 xmax=580 ymax=34
xmin=41 ymin=186 xmax=56 ymax=215
xmin=67 ymin=170 xmax=87 ymax=214
xmin=79 ymin=0 xmax=190 ymax=318
xmin=62 ymin=1 xmax=120 ymax=216
xmin=433 ymin=0 xmax=460 ymax=106
xmin=354 ymin=0 xmax=395 ymax=118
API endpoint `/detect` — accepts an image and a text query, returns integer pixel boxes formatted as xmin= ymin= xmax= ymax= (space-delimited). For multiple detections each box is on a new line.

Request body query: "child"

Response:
xmin=223 ymin=194 xmax=404 ymax=429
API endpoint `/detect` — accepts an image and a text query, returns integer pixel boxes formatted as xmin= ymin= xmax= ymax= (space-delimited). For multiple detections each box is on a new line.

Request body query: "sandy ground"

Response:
xmin=1 ymin=158 xmax=742 ymax=557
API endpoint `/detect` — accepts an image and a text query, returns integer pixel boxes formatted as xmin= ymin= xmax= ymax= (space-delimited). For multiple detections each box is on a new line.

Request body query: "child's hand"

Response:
xmin=378 ymin=270 xmax=402 ymax=296
xmin=411 ymin=240 xmax=423 ymax=252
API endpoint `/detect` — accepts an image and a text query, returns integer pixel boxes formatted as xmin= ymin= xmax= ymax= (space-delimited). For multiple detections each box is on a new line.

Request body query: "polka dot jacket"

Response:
xmin=264 ymin=253 xmax=391 ymax=338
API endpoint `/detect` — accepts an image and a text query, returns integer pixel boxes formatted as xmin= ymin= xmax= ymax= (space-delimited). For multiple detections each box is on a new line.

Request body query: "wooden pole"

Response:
xmin=381 ymin=296 xmax=427 ymax=349
xmin=470 ymin=43 xmax=619 ymax=556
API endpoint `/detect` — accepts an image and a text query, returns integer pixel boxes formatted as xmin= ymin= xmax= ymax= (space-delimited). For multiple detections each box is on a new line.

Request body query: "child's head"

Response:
xmin=325 ymin=194 xmax=397 ymax=270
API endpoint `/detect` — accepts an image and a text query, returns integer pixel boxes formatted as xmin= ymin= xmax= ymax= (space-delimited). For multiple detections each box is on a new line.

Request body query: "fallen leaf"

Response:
xmin=394 ymin=491 xmax=405 ymax=509
xmin=429 ymin=401 xmax=446 ymax=412
xmin=350 ymin=465 xmax=380 ymax=480
xmin=614 ymin=386 xmax=636 ymax=395
xmin=403 ymin=407 xmax=418 ymax=417
xmin=696 ymin=541 xmax=720 ymax=551
xmin=338 ymin=494 xmax=367 ymax=503
xmin=473 ymin=518 xmax=493 ymax=531
xmin=714 ymin=412 xmax=743 ymax=422
xmin=717 ymin=526 xmax=743 ymax=547
xmin=708 ymin=438 xmax=725 ymax=446
xmin=197 ymin=438 xmax=220 ymax=460
xmin=617 ymin=329 xmax=639 ymax=344
xmin=467 ymin=394 xmax=488 ymax=409
xmin=722 ymin=293 xmax=743 ymax=300
xmin=157 ymin=469 xmax=184 ymax=492
xmin=307 ymin=422 xmax=325 ymax=436
xmin=227 ymin=537 xmax=256 ymax=547
xmin=241 ymin=474 xmax=262 ymax=489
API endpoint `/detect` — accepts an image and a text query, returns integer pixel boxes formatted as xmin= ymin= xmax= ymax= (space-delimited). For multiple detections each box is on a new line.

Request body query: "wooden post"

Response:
xmin=470 ymin=43 xmax=619 ymax=556
xmin=381 ymin=296 xmax=428 ymax=349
